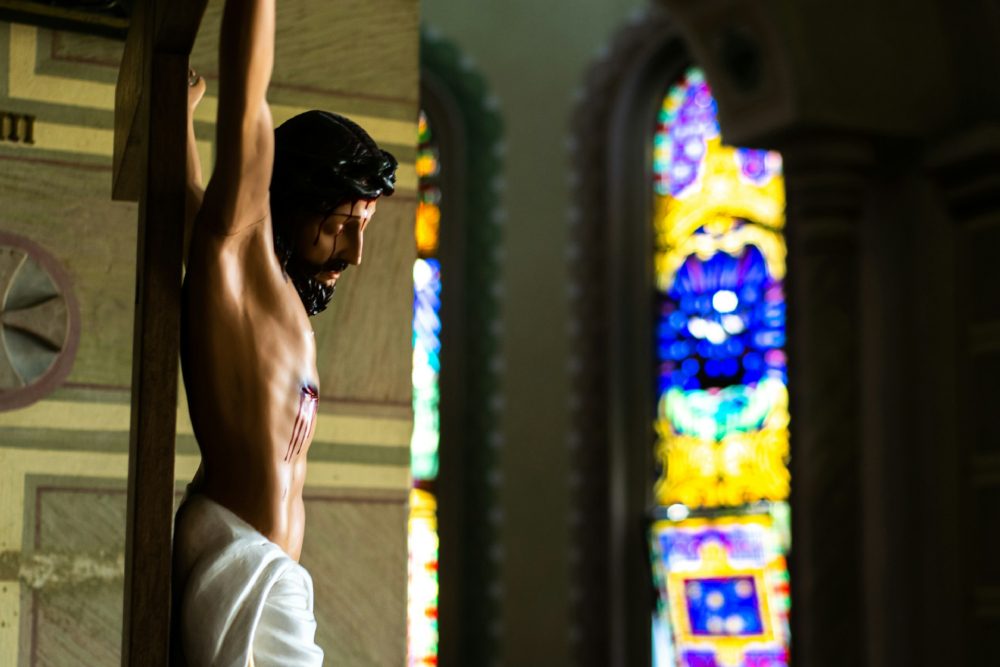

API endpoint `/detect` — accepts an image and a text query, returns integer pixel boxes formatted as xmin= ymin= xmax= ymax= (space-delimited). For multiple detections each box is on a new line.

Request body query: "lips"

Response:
xmin=313 ymin=258 xmax=348 ymax=283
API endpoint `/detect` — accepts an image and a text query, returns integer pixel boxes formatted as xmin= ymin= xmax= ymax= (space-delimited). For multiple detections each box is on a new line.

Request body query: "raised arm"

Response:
xmin=200 ymin=0 xmax=275 ymax=235
xmin=184 ymin=69 xmax=206 ymax=266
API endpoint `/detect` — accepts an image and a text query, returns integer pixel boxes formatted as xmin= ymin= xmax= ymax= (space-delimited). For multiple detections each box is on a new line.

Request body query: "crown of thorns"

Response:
xmin=273 ymin=145 xmax=397 ymax=205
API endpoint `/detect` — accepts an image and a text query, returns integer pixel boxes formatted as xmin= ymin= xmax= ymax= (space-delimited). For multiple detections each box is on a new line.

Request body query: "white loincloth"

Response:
xmin=172 ymin=494 xmax=325 ymax=667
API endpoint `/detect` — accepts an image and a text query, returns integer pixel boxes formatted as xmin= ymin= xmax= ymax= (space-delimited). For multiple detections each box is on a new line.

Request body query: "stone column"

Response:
xmin=926 ymin=125 xmax=1000 ymax=665
xmin=780 ymin=134 xmax=875 ymax=667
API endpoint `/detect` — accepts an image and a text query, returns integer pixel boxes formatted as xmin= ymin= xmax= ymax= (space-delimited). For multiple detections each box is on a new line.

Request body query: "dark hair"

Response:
xmin=270 ymin=110 xmax=398 ymax=315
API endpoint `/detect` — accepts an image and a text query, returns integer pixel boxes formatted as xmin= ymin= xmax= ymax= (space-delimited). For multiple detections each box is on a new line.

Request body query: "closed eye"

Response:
xmin=321 ymin=213 xmax=362 ymax=232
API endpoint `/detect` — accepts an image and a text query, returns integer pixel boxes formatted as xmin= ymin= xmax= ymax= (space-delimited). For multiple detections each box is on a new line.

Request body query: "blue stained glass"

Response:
xmin=753 ymin=331 xmax=784 ymax=350
xmin=676 ymin=341 xmax=694 ymax=359
xmin=654 ymin=242 xmax=790 ymax=390
xmin=684 ymin=576 xmax=764 ymax=636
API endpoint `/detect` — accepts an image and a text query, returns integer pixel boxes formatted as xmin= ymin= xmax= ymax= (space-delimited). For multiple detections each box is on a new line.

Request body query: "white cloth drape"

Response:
xmin=173 ymin=494 xmax=324 ymax=667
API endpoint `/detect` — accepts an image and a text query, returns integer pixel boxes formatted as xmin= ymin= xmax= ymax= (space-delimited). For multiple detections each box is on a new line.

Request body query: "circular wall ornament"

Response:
xmin=0 ymin=231 xmax=80 ymax=412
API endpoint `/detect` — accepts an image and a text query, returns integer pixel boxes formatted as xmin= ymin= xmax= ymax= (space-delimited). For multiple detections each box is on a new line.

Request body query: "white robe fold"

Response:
xmin=173 ymin=494 xmax=324 ymax=667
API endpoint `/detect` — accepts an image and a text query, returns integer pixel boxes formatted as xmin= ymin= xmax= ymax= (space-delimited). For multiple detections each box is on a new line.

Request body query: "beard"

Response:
xmin=285 ymin=253 xmax=349 ymax=317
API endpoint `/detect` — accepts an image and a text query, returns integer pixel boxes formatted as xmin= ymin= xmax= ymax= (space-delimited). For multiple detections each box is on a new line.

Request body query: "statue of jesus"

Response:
xmin=170 ymin=0 xmax=397 ymax=664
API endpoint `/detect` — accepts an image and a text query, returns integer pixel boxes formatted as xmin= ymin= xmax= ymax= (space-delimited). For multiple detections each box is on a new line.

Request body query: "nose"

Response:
xmin=338 ymin=227 xmax=363 ymax=266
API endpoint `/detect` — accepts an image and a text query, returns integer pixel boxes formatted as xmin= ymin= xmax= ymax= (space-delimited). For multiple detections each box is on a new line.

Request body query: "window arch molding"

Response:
xmin=418 ymin=29 xmax=506 ymax=667
xmin=566 ymin=7 xmax=769 ymax=667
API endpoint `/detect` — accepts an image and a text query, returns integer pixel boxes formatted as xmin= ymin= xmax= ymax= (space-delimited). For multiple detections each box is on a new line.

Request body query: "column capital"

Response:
xmin=925 ymin=123 xmax=1000 ymax=225
xmin=778 ymin=132 xmax=876 ymax=230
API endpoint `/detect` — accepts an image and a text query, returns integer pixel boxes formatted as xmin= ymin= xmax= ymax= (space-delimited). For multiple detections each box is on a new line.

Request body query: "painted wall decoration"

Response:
xmin=409 ymin=109 xmax=441 ymax=667
xmin=0 ymin=1 xmax=131 ymax=39
xmin=650 ymin=67 xmax=790 ymax=667
xmin=0 ymin=232 xmax=79 ymax=411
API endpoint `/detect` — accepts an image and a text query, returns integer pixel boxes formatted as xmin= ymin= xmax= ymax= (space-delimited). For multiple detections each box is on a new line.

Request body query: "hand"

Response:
xmin=188 ymin=68 xmax=207 ymax=113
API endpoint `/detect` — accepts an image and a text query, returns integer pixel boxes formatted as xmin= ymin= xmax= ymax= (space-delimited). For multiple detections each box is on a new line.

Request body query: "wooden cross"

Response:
xmin=112 ymin=1 xmax=209 ymax=665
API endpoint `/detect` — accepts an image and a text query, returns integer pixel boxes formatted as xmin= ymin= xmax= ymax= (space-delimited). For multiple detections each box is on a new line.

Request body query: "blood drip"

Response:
xmin=284 ymin=385 xmax=319 ymax=461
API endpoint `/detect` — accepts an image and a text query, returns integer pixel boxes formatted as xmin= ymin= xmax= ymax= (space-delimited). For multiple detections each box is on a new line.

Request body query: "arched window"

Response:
xmin=408 ymin=31 xmax=506 ymax=667
xmin=567 ymin=10 xmax=792 ymax=667
xmin=648 ymin=67 xmax=790 ymax=667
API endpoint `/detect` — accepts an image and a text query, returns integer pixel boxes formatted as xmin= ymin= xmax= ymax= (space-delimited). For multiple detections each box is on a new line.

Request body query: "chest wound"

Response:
xmin=285 ymin=386 xmax=318 ymax=461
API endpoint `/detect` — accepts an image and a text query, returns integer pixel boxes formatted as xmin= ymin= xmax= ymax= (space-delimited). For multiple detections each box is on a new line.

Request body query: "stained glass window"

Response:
xmin=649 ymin=68 xmax=791 ymax=667
xmin=409 ymin=110 xmax=441 ymax=667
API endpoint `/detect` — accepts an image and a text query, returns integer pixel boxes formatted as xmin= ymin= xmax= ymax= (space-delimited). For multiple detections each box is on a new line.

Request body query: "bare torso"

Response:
xmin=178 ymin=0 xmax=380 ymax=564
xmin=181 ymin=214 xmax=317 ymax=561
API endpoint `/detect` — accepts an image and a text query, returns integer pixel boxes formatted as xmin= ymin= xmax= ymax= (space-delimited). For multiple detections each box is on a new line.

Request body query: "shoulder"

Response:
xmin=188 ymin=211 xmax=278 ymax=277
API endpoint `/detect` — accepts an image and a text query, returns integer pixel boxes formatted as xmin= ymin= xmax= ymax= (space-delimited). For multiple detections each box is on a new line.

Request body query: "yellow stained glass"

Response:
xmin=408 ymin=489 xmax=439 ymax=667
xmin=416 ymin=201 xmax=441 ymax=256
xmin=416 ymin=152 xmax=439 ymax=179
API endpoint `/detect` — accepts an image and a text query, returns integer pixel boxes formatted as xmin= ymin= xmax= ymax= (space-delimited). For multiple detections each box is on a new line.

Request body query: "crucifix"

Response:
xmin=112 ymin=1 xmax=208 ymax=665
xmin=112 ymin=0 xmax=398 ymax=664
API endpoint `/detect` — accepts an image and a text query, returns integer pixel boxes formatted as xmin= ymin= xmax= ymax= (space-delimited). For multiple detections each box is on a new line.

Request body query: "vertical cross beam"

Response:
xmin=114 ymin=1 xmax=208 ymax=665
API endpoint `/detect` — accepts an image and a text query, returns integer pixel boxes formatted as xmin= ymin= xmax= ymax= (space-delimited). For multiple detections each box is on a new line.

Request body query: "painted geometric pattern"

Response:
xmin=0 ymin=22 xmax=418 ymax=186
xmin=650 ymin=68 xmax=791 ymax=667
xmin=0 ymin=246 xmax=68 ymax=390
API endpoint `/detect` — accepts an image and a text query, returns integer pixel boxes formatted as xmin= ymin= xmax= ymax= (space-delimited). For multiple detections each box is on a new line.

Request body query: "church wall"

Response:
xmin=418 ymin=1 xmax=643 ymax=665
xmin=0 ymin=1 xmax=418 ymax=664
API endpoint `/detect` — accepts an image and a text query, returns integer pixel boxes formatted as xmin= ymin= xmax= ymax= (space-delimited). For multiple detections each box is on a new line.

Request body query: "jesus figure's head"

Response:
xmin=270 ymin=110 xmax=398 ymax=316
